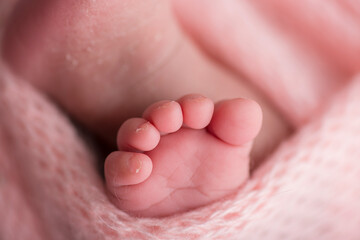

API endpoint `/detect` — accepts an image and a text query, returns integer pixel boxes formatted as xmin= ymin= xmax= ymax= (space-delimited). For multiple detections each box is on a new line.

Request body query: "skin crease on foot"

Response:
xmin=105 ymin=94 xmax=262 ymax=217
xmin=1 ymin=0 xmax=292 ymax=216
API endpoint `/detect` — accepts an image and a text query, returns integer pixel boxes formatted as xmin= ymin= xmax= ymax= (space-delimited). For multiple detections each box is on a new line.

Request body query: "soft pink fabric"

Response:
xmin=1 ymin=1 xmax=360 ymax=239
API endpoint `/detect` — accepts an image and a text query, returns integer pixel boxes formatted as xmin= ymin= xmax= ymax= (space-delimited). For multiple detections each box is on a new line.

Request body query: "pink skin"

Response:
xmin=1 ymin=0 xmax=289 ymax=217
xmin=0 ymin=0 xmax=291 ymax=167
xmin=105 ymin=94 xmax=262 ymax=217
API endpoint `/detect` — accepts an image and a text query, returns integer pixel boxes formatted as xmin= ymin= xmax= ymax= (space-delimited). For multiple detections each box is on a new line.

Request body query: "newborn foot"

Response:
xmin=105 ymin=94 xmax=262 ymax=217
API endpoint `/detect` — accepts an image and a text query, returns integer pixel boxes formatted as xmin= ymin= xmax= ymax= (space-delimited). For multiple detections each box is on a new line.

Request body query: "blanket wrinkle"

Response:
xmin=173 ymin=0 xmax=358 ymax=127
xmin=2 ymin=0 xmax=360 ymax=238
xmin=1 ymin=63 xmax=360 ymax=239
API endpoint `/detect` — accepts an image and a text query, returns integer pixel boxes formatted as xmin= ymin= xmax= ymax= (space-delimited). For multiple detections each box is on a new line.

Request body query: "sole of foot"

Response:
xmin=105 ymin=94 xmax=262 ymax=217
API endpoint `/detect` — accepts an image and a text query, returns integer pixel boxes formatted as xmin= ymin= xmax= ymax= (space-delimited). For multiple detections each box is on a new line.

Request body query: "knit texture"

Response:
xmin=1 ymin=0 xmax=360 ymax=238
xmin=1 ymin=62 xmax=360 ymax=239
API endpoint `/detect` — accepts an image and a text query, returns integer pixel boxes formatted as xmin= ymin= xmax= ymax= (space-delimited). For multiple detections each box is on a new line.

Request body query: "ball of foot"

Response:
xmin=104 ymin=94 xmax=262 ymax=217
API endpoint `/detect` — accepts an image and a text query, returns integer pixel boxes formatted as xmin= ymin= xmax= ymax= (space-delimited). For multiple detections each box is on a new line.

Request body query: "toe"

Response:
xmin=143 ymin=100 xmax=183 ymax=134
xmin=208 ymin=98 xmax=262 ymax=145
xmin=105 ymin=151 xmax=152 ymax=188
xmin=117 ymin=118 xmax=160 ymax=152
xmin=178 ymin=94 xmax=214 ymax=129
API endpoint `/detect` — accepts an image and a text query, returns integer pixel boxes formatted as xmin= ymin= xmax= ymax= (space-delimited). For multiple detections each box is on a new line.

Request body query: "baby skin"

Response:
xmin=105 ymin=95 xmax=262 ymax=217
xmin=1 ymin=0 xmax=290 ymax=218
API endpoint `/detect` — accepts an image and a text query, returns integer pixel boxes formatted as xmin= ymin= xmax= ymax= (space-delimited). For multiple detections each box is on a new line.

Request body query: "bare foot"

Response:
xmin=105 ymin=94 xmax=262 ymax=217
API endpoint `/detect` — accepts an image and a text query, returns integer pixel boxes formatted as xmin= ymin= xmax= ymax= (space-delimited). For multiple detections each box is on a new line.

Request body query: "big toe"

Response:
xmin=208 ymin=98 xmax=263 ymax=145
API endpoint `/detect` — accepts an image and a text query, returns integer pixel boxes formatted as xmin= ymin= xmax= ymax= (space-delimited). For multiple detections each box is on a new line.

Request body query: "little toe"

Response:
xmin=143 ymin=100 xmax=183 ymax=134
xmin=105 ymin=151 xmax=152 ymax=188
xmin=117 ymin=118 xmax=160 ymax=152
xmin=178 ymin=94 xmax=214 ymax=129
xmin=208 ymin=98 xmax=262 ymax=145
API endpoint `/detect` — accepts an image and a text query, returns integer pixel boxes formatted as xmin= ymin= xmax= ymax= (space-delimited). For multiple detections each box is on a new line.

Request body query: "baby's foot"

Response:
xmin=105 ymin=94 xmax=262 ymax=217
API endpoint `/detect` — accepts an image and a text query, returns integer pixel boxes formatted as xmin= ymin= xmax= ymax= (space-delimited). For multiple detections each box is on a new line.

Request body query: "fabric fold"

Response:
xmin=1 ymin=64 xmax=359 ymax=239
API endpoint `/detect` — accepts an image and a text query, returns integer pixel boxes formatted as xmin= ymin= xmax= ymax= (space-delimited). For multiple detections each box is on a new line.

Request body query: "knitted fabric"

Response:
xmin=1 ymin=0 xmax=360 ymax=238
xmin=1 ymin=62 xmax=360 ymax=239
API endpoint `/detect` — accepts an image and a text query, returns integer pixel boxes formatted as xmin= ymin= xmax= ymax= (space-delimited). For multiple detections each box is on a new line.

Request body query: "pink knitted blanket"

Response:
xmin=1 ymin=1 xmax=360 ymax=239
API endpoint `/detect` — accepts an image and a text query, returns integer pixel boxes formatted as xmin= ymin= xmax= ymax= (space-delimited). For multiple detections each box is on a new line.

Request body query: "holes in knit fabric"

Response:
xmin=38 ymin=160 xmax=49 ymax=170
xmin=78 ymin=205 xmax=91 ymax=220
xmin=54 ymin=181 xmax=65 ymax=194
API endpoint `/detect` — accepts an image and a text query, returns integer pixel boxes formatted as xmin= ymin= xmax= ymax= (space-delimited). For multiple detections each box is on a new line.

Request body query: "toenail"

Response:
xmin=157 ymin=101 xmax=176 ymax=109
xmin=186 ymin=95 xmax=207 ymax=101
xmin=135 ymin=122 xmax=150 ymax=133
xmin=127 ymin=155 xmax=142 ymax=174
